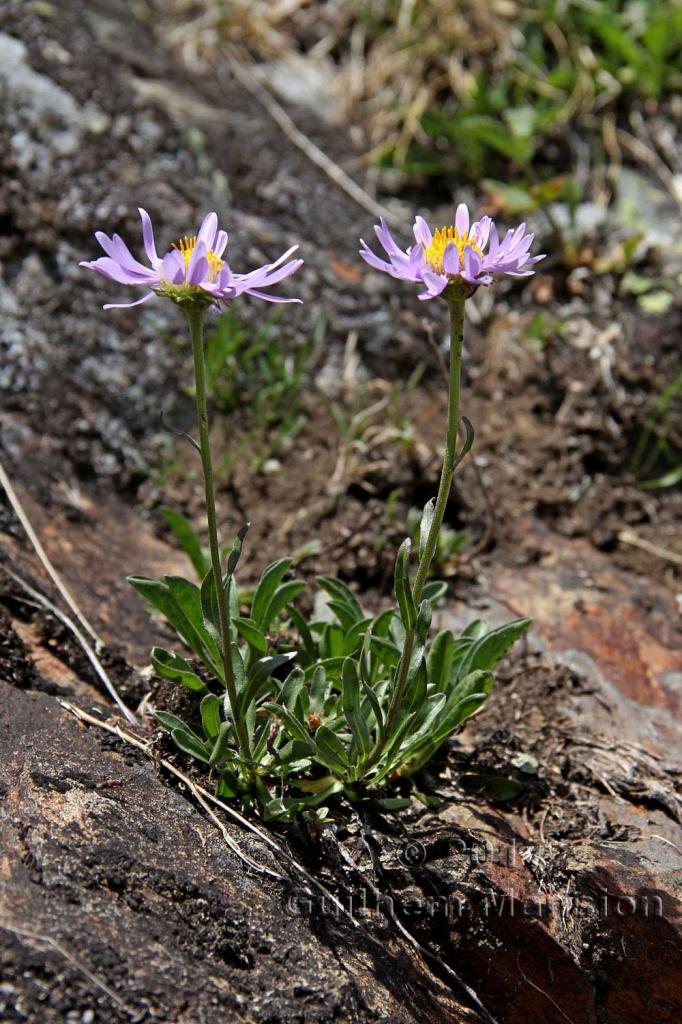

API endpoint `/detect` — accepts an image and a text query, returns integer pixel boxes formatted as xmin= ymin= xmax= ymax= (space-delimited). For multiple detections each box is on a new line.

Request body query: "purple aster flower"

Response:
xmin=80 ymin=209 xmax=303 ymax=309
xmin=359 ymin=203 xmax=545 ymax=300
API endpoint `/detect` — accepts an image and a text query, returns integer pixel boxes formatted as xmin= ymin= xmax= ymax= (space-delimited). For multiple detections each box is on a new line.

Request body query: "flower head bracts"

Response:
xmin=81 ymin=209 xmax=303 ymax=309
xmin=359 ymin=203 xmax=545 ymax=300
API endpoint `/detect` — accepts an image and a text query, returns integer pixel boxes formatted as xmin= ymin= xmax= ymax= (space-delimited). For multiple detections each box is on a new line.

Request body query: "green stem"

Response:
xmin=186 ymin=307 xmax=251 ymax=761
xmin=363 ymin=287 xmax=466 ymax=773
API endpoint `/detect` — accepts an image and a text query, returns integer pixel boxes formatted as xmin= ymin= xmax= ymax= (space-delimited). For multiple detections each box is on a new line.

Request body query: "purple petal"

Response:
xmin=186 ymin=240 xmax=208 ymax=284
xmin=214 ymin=230 xmax=228 ymax=257
xmin=422 ymin=271 xmax=448 ymax=295
xmin=241 ymin=289 xmax=302 ymax=304
xmin=162 ymin=250 xmax=185 ymax=284
xmin=374 ymin=218 xmax=403 ymax=257
xmin=462 ymin=247 xmax=482 ymax=281
xmin=266 ymin=245 xmax=299 ymax=271
xmin=103 ymin=291 xmax=156 ymax=310
xmin=442 ymin=242 xmax=459 ymax=276
xmin=110 ymin=233 xmax=154 ymax=276
xmin=81 ymin=257 xmax=157 ymax=285
xmin=197 ymin=212 xmax=218 ymax=250
xmin=455 ymin=203 xmax=469 ymax=236
xmin=139 ymin=208 xmax=159 ymax=265
xmin=413 ymin=216 xmax=432 ymax=247
xmin=359 ymin=243 xmax=394 ymax=275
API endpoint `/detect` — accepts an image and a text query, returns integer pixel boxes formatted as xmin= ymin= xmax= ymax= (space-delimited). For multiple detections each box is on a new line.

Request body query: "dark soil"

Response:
xmin=1 ymin=1 xmax=680 ymax=1022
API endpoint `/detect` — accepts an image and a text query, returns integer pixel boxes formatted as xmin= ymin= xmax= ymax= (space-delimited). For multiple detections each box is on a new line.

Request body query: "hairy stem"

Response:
xmin=363 ymin=287 xmax=466 ymax=774
xmin=187 ymin=307 xmax=251 ymax=760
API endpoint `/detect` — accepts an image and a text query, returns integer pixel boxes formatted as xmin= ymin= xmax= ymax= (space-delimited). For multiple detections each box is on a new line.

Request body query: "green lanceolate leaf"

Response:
xmin=404 ymin=655 xmax=428 ymax=711
xmin=128 ymin=576 xmax=218 ymax=673
xmin=426 ymin=630 xmax=454 ymax=692
xmin=150 ymin=647 xmax=207 ymax=693
xmin=262 ymin=702 xmax=315 ymax=750
xmin=259 ymin=580 xmax=306 ymax=633
xmin=165 ymin=575 xmax=222 ymax=673
xmin=309 ymin=665 xmax=328 ymax=713
xmin=419 ymin=498 xmax=435 ymax=561
xmin=327 ymin=600 xmax=359 ymax=633
xmin=251 ymin=558 xmax=292 ymax=629
xmin=280 ymin=667 xmax=306 ymax=713
xmin=208 ymin=722 xmax=233 ymax=767
xmin=153 ymin=709 xmax=196 ymax=734
xmin=171 ymin=727 xmax=211 ymax=763
xmin=200 ymin=693 xmax=222 ymax=740
xmin=455 ymin=618 xmax=531 ymax=682
xmin=287 ymin=604 xmax=316 ymax=659
xmin=160 ymin=507 xmax=209 ymax=579
xmin=394 ymin=538 xmax=416 ymax=630
xmin=316 ymin=576 xmax=364 ymax=623
xmin=233 ymin=616 xmax=268 ymax=654
xmin=237 ymin=652 xmax=298 ymax=718
xmin=314 ymin=725 xmax=350 ymax=774
xmin=342 ymin=658 xmax=372 ymax=761
xmin=422 ymin=580 xmax=448 ymax=606
xmin=200 ymin=569 xmax=222 ymax=646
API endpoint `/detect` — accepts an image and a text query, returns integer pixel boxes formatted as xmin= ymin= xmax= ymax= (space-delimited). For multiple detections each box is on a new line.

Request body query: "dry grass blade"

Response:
xmin=0 ymin=455 xmax=103 ymax=648
xmin=0 ymin=919 xmax=139 ymax=1019
xmin=4 ymin=568 xmax=139 ymax=727
xmin=220 ymin=46 xmax=396 ymax=224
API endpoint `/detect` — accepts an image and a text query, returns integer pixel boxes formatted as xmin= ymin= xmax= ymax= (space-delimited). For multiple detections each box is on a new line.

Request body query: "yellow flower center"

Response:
xmin=423 ymin=226 xmax=483 ymax=275
xmin=174 ymin=235 xmax=224 ymax=280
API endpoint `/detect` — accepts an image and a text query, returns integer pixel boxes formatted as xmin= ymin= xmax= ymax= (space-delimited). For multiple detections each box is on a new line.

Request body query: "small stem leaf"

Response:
xmin=394 ymin=538 xmax=416 ymax=630
xmin=415 ymin=600 xmax=432 ymax=643
xmin=461 ymin=618 xmax=489 ymax=640
xmin=250 ymin=558 xmax=293 ymax=629
xmin=225 ymin=522 xmax=250 ymax=577
xmin=419 ymin=498 xmax=435 ymax=561
xmin=200 ymin=693 xmax=222 ymax=740
xmin=454 ymin=415 xmax=475 ymax=467
xmin=150 ymin=647 xmax=207 ymax=693
xmin=208 ymin=722 xmax=233 ymax=766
